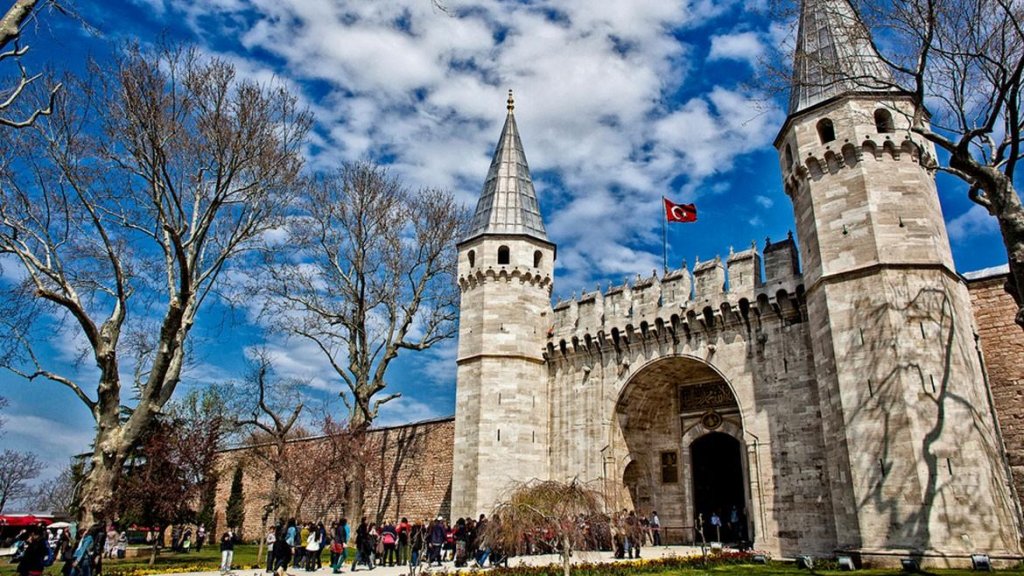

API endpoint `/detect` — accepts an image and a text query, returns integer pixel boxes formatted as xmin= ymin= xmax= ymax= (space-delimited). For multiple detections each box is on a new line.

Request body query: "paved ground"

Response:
xmin=177 ymin=546 xmax=711 ymax=576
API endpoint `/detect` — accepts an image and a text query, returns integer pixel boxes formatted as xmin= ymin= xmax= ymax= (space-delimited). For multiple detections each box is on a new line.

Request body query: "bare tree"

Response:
xmin=775 ymin=0 xmax=1024 ymax=328
xmin=255 ymin=161 xmax=465 ymax=519
xmin=0 ymin=44 xmax=310 ymax=527
xmin=0 ymin=0 xmax=63 ymax=128
xmin=483 ymin=479 xmax=608 ymax=576
xmin=25 ymin=464 xmax=78 ymax=515
xmin=232 ymin=352 xmax=304 ymax=567
xmin=0 ymin=449 xmax=42 ymax=512
xmin=284 ymin=414 xmax=363 ymax=522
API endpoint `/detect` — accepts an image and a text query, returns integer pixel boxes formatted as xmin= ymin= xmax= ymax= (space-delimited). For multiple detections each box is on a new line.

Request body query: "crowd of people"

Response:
xmin=4 ymin=506 xmax=741 ymax=576
xmin=260 ymin=515 xmax=506 ymax=576
xmin=254 ymin=510 xmax=675 ymax=576
xmin=9 ymin=522 xmax=110 ymax=576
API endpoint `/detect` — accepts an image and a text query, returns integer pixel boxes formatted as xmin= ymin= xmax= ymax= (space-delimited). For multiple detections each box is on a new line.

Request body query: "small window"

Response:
xmin=498 ymin=245 xmax=510 ymax=265
xmin=533 ymin=250 xmax=542 ymax=268
xmin=785 ymin=143 xmax=794 ymax=167
xmin=468 ymin=250 xmax=476 ymax=268
xmin=817 ymin=118 xmax=836 ymax=143
xmin=660 ymin=451 xmax=679 ymax=484
xmin=874 ymin=108 xmax=894 ymax=133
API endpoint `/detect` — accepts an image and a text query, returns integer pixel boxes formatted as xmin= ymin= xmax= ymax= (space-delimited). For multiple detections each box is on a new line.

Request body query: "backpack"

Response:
xmin=381 ymin=532 xmax=395 ymax=546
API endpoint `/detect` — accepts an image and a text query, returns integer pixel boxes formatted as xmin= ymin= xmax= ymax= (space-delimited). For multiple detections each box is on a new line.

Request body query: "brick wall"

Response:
xmin=212 ymin=417 xmax=454 ymax=542
xmin=968 ymin=273 xmax=1024 ymax=511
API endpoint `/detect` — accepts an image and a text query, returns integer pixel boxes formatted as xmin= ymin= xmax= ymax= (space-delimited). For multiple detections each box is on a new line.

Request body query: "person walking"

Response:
xmin=265 ymin=526 xmax=278 ymax=573
xmin=219 ymin=531 xmax=235 ymax=574
xmin=351 ymin=518 xmax=372 ymax=572
xmin=17 ymin=528 xmax=47 ymax=576
xmin=379 ymin=522 xmax=397 ymax=567
xmin=408 ymin=522 xmax=424 ymax=576
xmin=396 ymin=517 xmax=411 ymax=567
xmin=316 ymin=522 xmax=328 ymax=570
xmin=649 ymin=511 xmax=661 ymax=546
xmin=273 ymin=529 xmax=293 ymax=576
xmin=331 ymin=519 xmax=349 ymax=574
xmin=428 ymin=518 xmax=445 ymax=566
xmin=304 ymin=524 xmax=320 ymax=571
xmin=70 ymin=529 xmax=94 ymax=576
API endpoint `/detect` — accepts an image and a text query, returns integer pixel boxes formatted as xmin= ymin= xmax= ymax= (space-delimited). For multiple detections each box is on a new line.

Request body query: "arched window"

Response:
xmin=784 ymin=143 xmax=794 ymax=167
xmin=533 ymin=250 xmax=542 ymax=268
xmin=468 ymin=250 xmax=476 ymax=268
xmin=874 ymin=109 xmax=895 ymax=133
xmin=817 ymin=118 xmax=836 ymax=143
xmin=498 ymin=245 xmax=510 ymax=265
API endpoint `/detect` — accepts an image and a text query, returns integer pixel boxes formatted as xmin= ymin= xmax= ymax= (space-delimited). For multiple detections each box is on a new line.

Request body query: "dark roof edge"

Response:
xmin=217 ymin=414 xmax=456 ymax=454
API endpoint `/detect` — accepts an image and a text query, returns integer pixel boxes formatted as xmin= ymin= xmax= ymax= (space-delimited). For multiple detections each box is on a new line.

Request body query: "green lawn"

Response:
xmin=0 ymin=544 xmax=267 ymax=576
xmin=2 ymin=547 xmax=1022 ymax=576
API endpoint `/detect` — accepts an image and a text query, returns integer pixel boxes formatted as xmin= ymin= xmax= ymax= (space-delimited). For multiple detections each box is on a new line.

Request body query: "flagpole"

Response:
xmin=662 ymin=196 xmax=668 ymax=274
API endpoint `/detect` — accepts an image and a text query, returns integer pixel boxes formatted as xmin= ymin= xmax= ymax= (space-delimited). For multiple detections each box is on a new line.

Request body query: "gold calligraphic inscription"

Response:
xmin=678 ymin=381 xmax=736 ymax=411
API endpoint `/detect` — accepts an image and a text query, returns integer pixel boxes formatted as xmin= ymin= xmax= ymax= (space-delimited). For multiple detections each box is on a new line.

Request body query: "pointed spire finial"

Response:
xmin=463 ymin=88 xmax=548 ymax=242
xmin=507 ymin=89 xmax=514 ymax=113
xmin=788 ymin=0 xmax=894 ymax=115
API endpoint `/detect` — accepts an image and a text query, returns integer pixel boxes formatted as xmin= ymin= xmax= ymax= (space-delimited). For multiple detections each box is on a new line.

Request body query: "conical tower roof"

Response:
xmin=788 ymin=0 xmax=894 ymax=115
xmin=463 ymin=90 xmax=549 ymax=243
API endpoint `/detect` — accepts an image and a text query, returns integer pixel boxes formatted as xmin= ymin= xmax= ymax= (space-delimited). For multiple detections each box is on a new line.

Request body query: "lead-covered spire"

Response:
xmin=789 ymin=0 xmax=894 ymax=115
xmin=463 ymin=90 xmax=549 ymax=243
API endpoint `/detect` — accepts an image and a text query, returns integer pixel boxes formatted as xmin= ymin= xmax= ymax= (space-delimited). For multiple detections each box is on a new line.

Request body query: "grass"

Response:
xmin=2 ymin=546 xmax=1023 ymax=576
xmin=0 ymin=544 xmax=267 ymax=576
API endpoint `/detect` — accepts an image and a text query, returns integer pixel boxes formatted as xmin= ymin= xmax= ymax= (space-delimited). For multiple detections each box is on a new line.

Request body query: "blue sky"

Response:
xmin=0 ymin=0 xmax=1009 ymax=487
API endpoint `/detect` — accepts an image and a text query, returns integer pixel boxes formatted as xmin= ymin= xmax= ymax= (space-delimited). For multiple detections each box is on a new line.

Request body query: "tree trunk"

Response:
xmin=345 ymin=466 xmax=366 ymax=525
xmin=256 ymin=512 xmax=269 ymax=569
xmin=77 ymin=449 xmax=125 ymax=529
xmin=996 ymin=194 xmax=1024 ymax=329
xmin=344 ymin=425 xmax=369 ymax=524
xmin=149 ymin=535 xmax=160 ymax=566
xmin=953 ymin=158 xmax=1024 ymax=330
xmin=561 ymin=537 xmax=572 ymax=576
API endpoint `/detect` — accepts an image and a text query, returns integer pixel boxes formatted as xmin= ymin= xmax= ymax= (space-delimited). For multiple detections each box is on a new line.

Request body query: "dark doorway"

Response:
xmin=691 ymin=432 xmax=746 ymax=543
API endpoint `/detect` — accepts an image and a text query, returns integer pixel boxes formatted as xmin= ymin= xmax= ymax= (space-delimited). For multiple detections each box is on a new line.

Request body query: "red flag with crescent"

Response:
xmin=664 ymin=198 xmax=697 ymax=223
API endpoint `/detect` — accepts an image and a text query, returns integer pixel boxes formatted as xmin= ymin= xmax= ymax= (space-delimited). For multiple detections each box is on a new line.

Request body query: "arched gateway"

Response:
xmin=614 ymin=356 xmax=751 ymax=545
xmin=453 ymin=53 xmax=1024 ymax=563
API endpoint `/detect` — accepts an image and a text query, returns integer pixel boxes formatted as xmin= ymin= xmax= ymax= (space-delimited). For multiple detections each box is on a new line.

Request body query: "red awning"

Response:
xmin=0 ymin=515 xmax=53 ymax=527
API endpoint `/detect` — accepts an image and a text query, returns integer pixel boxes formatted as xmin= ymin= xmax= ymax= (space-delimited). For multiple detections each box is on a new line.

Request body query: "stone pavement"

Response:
xmin=172 ymin=546 xmax=710 ymax=576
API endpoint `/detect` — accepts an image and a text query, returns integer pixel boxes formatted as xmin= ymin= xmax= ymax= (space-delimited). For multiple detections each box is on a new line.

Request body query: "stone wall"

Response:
xmin=212 ymin=417 xmax=454 ymax=542
xmin=967 ymin=270 xmax=1024 ymax=516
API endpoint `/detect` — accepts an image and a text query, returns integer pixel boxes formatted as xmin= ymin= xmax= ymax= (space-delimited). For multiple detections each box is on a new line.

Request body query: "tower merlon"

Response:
xmin=548 ymin=242 xmax=805 ymax=349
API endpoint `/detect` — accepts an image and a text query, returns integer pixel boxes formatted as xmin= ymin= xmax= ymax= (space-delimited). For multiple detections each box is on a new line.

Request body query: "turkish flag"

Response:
xmin=664 ymin=198 xmax=697 ymax=223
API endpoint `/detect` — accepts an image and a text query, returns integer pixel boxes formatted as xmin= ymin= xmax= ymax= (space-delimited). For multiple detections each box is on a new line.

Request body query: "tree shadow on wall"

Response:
xmin=840 ymin=279 xmax=1017 ymax=554
xmin=372 ymin=425 xmax=426 ymax=523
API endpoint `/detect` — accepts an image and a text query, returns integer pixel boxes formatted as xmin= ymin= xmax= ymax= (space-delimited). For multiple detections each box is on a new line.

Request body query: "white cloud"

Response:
xmin=755 ymin=195 xmax=774 ymax=208
xmin=1 ymin=412 xmax=95 ymax=484
xmin=375 ymin=395 xmax=446 ymax=427
xmin=708 ymin=31 xmax=765 ymax=67
xmin=948 ymin=204 xmax=998 ymax=242
xmin=116 ymin=0 xmax=796 ymax=317
xmin=146 ymin=0 xmax=776 ymax=296
xmin=247 ymin=338 xmax=340 ymax=392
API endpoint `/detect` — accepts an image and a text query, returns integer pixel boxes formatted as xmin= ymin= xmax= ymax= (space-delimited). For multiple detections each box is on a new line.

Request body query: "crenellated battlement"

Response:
xmin=548 ymin=234 xmax=804 ymax=348
xmin=458 ymin=265 xmax=554 ymax=292
xmin=783 ymin=135 xmax=935 ymax=196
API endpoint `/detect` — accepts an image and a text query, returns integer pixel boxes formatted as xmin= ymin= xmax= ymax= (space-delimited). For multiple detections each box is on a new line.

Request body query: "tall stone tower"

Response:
xmin=451 ymin=92 xmax=555 ymax=518
xmin=775 ymin=0 xmax=1021 ymax=560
